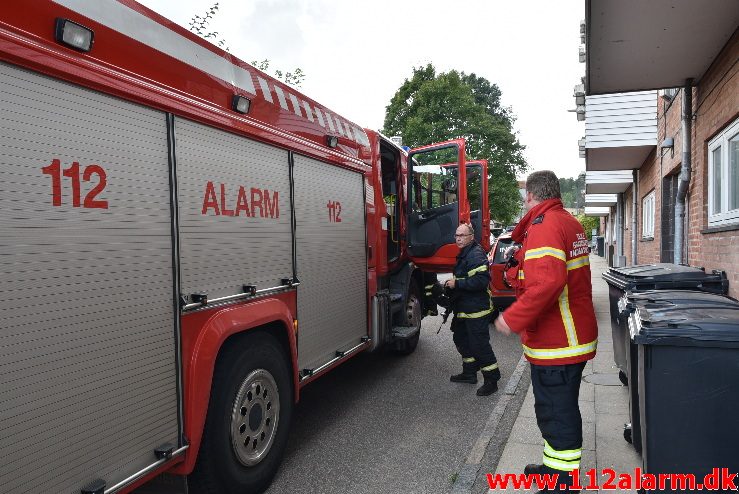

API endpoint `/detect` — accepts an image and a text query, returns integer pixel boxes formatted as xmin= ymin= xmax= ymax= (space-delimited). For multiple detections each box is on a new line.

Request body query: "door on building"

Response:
xmin=661 ymin=174 xmax=679 ymax=262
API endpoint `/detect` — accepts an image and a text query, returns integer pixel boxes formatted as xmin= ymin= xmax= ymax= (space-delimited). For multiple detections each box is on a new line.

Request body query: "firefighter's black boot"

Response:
xmin=450 ymin=361 xmax=477 ymax=384
xmin=476 ymin=369 xmax=500 ymax=396
xmin=531 ymin=465 xmax=580 ymax=494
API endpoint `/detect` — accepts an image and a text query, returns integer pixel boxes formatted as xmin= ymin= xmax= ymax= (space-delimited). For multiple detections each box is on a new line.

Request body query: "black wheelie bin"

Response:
xmin=634 ymin=303 xmax=739 ymax=493
xmin=602 ymin=264 xmax=728 ymax=386
xmin=618 ymin=290 xmax=739 ymax=454
xmin=596 ymin=236 xmax=605 ymax=257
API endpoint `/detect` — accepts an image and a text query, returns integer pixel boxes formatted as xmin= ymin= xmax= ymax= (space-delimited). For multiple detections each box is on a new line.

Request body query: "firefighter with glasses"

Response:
xmin=444 ymin=223 xmax=501 ymax=396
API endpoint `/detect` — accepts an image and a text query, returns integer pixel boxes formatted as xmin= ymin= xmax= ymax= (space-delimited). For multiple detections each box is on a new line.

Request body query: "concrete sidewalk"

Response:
xmin=484 ymin=253 xmax=641 ymax=493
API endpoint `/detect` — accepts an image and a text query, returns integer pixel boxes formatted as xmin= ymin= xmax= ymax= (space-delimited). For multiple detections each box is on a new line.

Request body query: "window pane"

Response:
xmin=491 ymin=238 xmax=513 ymax=264
xmin=730 ymin=132 xmax=738 ymax=211
xmin=642 ymin=192 xmax=655 ymax=237
xmin=712 ymin=146 xmax=722 ymax=214
xmin=646 ymin=198 xmax=649 ymax=236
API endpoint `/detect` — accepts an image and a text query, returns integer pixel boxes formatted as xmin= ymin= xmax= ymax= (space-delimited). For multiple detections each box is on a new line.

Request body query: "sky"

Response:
xmin=137 ymin=0 xmax=586 ymax=180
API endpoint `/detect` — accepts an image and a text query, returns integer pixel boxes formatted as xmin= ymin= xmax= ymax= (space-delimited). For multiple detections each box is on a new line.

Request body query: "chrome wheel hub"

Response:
xmin=230 ymin=369 xmax=280 ymax=466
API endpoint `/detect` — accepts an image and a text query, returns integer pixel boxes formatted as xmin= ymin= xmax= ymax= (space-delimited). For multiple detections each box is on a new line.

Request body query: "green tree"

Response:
xmin=559 ymin=177 xmax=575 ymax=207
xmin=189 ymin=3 xmax=306 ymax=87
xmin=558 ymin=174 xmax=586 ymax=210
xmin=382 ymin=64 xmax=527 ymax=224
xmin=576 ymin=213 xmax=600 ymax=240
xmin=575 ymin=172 xmax=586 ymax=210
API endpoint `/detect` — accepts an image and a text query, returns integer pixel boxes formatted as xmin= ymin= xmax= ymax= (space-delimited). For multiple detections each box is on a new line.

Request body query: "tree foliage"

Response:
xmin=575 ymin=171 xmax=586 ymax=210
xmin=250 ymin=59 xmax=306 ymax=88
xmin=576 ymin=213 xmax=600 ymax=240
xmin=189 ymin=3 xmax=306 ymax=87
xmin=189 ymin=3 xmax=229 ymax=51
xmin=559 ymin=172 xmax=586 ymax=209
xmin=382 ymin=64 xmax=528 ymax=224
xmin=559 ymin=177 xmax=575 ymax=208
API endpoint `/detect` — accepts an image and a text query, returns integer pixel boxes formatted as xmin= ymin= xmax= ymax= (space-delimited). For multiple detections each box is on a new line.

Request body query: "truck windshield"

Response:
xmin=411 ymin=164 xmax=457 ymax=211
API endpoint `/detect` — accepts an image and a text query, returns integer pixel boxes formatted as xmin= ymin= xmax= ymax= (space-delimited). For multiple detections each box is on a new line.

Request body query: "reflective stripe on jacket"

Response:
xmin=504 ymin=199 xmax=598 ymax=365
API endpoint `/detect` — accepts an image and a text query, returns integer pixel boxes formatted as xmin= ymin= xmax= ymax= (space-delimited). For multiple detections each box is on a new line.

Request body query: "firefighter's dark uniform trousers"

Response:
xmin=530 ymin=361 xmax=586 ymax=488
xmin=451 ymin=316 xmax=500 ymax=376
xmin=450 ymin=242 xmax=500 ymax=380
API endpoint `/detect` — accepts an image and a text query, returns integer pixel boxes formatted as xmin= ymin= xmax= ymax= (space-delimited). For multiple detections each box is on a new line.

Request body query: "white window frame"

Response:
xmin=708 ymin=118 xmax=739 ymax=227
xmin=624 ymin=199 xmax=630 ymax=231
xmin=642 ymin=190 xmax=655 ymax=239
xmin=611 ymin=211 xmax=616 ymax=243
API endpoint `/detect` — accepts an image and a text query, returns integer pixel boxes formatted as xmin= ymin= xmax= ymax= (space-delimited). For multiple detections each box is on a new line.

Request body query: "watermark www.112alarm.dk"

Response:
xmin=487 ymin=468 xmax=738 ymax=491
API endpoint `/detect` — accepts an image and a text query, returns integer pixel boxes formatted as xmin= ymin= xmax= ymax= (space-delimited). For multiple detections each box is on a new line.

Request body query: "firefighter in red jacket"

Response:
xmin=494 ymin=171 xmax=597 ymax=493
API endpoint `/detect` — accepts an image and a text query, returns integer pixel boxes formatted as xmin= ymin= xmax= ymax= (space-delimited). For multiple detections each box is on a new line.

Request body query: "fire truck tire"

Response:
xmin=393 ymin=282 xmax=421 ymax=355
xmin=191 ymin=331 xmax=293 ymax=494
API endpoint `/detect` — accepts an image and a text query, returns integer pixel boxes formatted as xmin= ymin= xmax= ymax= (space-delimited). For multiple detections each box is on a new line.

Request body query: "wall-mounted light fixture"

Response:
xmin=575 ymin=104 xmax=586 ymax=121
xmin=661 ymin=137 xmax=674 ymax=158
xmin=326 ymin=135 xmax=339 ymax=148
xmin=574 ymin=83 xmax=585 ymax=105
xmin=55 ymin=18 xmax=94 ymax=52
xmin=232 ymin=95 xmax=251 ymax=114
xmin=580 ymin=19 xmax=586 ymax=45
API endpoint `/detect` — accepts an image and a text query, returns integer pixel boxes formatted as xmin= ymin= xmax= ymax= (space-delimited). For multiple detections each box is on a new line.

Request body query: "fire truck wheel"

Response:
xmin=191 ymin=331 xmax=293 ymax=494
xmin=393 ymin=282 xmax=421 ymax=355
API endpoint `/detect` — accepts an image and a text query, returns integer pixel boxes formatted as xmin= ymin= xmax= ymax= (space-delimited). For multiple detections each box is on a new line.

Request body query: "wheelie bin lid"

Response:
xmin=633 ymin=305 xmax=739 ymax=347
xmin=618 ymin=289 xmax=738 ymax=316
xmin=602 ymin=263 xmax=728 ymax=293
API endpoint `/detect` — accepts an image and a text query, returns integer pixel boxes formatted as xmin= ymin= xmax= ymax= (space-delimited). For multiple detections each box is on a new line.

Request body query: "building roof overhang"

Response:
xmin=585 ymin=194 xmax=618 ymax=206
xmin=585 ymin=170 xmax=633 ymax=194
xmin=586 ymin=0 xmax=739 ymax=94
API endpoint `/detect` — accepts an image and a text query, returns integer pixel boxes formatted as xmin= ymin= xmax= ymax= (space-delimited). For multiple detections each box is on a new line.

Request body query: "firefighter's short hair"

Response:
xmin=526 ymin=170 xmax=561 ymax=201
xmin=461 ymin=222 xmax=475 ymax=235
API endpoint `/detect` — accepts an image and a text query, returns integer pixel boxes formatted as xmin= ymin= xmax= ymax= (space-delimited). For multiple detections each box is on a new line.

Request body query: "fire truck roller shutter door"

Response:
xmin=0 ymin=62 xmax=179 ymax=493
xmin=293 ymin=155 xmax=368 ymax=371
xmin=175 ymin=119 xmax=293 ymax=301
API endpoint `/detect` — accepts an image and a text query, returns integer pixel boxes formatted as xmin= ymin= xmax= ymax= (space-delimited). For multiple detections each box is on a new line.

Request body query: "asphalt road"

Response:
xmin=265 ymin=310 xmax=524 ymax=494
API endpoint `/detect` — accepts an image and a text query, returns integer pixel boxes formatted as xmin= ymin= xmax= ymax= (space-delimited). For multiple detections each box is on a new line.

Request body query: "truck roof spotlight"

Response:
xmin=232 ymin=95 xmax=251 ymax=114
xmin=55 ymin=18 xmax=94 ymax=52
xmin=326 ymin=135 xmax=339 ymax=148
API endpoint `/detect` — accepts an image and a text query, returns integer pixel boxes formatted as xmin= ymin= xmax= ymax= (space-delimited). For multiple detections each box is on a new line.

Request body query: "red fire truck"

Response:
xmin=0 ymin=1 xmax=490 ymax=493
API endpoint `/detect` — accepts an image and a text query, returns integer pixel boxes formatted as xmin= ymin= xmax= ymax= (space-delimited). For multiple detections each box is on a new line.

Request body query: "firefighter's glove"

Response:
xmin=503 ymin=245 xmax=520 ymax=268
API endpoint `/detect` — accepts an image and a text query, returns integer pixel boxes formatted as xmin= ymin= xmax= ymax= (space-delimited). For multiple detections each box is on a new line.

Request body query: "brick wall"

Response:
xmin=688 ymin=29 xmax=739 ymax=299
xmin=631 ymin=30 xmax=739 ymax=298
xmin=636 ymin=148 xmax=660 ymax=264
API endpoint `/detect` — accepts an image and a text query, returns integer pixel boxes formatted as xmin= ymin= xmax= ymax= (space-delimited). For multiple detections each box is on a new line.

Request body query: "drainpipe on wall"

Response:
xmin=616 ymin=193 xmax=624 ymax=266
xmin=675 ymin=79 xmax=693 ymax=265
xmin=605 ymin=212 xmax=612 ymax=265
xmin=632 ymin=170 xmax=638 ymax=265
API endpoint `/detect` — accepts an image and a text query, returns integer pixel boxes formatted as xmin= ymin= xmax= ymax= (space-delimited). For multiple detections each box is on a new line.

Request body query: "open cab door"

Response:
xmin=406 ymin=139 xmax=489 ymax=271
xmin=466 ymin=159 xmax=491 ymax=252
